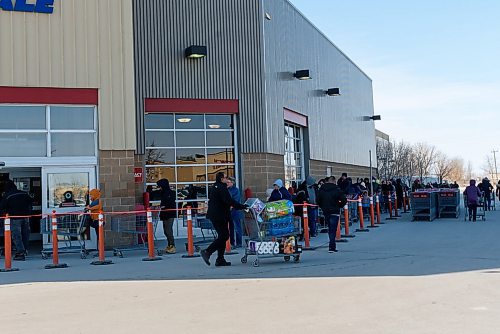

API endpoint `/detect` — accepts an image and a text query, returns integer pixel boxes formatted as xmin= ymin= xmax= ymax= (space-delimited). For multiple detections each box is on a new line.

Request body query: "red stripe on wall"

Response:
xmin=284 ymin=108 xmax=308 ymax=127
xmin=145 ymin=98 xmax=239 ymax=114
xmin=0 ymin=87 xmax=98 ymax=105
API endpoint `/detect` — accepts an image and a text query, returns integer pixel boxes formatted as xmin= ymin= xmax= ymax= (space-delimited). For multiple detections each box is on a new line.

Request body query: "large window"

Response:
xmin=284 ymin=123 xmax=304 ymax=189
xmin=145 ymin=114 xmax=236 ymax=212
xmin=0 ymin=105 xmax=97 ymax=157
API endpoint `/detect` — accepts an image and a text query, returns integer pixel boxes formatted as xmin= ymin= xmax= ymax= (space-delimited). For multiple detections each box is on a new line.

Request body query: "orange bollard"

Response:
xmin=143 ymin=208 xmax=162 ymax=261
xmin=356 ymin=197 xmax=369 ymax=232
xmin=376 ymin=195 xmax=383 ymax=224
xmin=0 ymin=215 xmax=19 ymax=273
xmin=302 ymin=202 xmax=313 ymax=250
xmin=368 ymin=196 xmax=378 ymax=228
xmin=394 ymin=193 xmax=400 ymax=217
xmin=403 ymin=192 xmax=408 ymax=213
xmin=387 ymin=195 xmax=397 ymax=220
xmin=335 ymin=214 xmax=348 ymax=243
xmin=91 ymin=212 xmax=113 ymax=265
xmin=45 ymin=211 xmax=68 ymax=269
xmin=342 ymin=204 xmax=355 ymax=238
xmin=182 ymin=207 xmax=200 ymax=259
xmin=225 ymin=220 xmax=238 ymax=255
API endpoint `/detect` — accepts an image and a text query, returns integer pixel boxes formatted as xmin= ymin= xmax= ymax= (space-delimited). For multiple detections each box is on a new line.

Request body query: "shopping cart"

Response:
xmin=40 ymin=212 xmax=92 ymax=259
xmin=241 ymin=198 xmax=303 ymax=267
xmin=463 ymin=193 xmax=486 ymax=221
xmin=110 ymin=211 xmax=161 ymax=258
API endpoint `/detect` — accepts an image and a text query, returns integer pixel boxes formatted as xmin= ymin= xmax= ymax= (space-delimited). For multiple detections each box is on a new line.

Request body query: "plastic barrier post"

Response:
xmin=182 ymin=207 xmax=200 ymax=258
xmin=335 ymin=216 xmax=348 ymax=243
xmin=394 ymin=193 xmax=401 ymax=217
xmin=403 ymin=192 xmax=408 ymax=213
xmin=142 ymin=209 xmax=162 ymax=261
xmin=356 ymin=198 xmax=369 ymax=232
xmin=368 ymin=196 xmax=378 ymax=228
xmin=342 ymin=204 xmax=355 ymax=238
xmin=386 ymin=195 xmax=397 ymax=220
xmin=45 ymin=211 xmax=68 ymax=269
xmin=91 ymin=212 xmax=113 ymax=265
xmin=302 ymin=202 xmax=314 ymax=250
xmin=376 ymin=195 xmax=384 ymax=225
xmin=0 ymin=216 xmax=19 ymax=273
xmin=225 ymin=220 xmax=238 ymax=255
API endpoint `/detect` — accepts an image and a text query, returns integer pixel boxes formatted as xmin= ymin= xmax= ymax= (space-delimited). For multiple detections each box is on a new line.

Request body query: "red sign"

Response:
xmin=134 ymin=167 xmax=143 ymax=183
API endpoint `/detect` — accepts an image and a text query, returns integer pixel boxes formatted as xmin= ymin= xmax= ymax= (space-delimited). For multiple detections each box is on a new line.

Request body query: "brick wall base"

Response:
xmin=99 ymin=150 xmax=137 ymax=248
xmin=310 ymin=160 xmax=377 ymax=181
xmin=242 ymin=153 xmax=285 ymax=201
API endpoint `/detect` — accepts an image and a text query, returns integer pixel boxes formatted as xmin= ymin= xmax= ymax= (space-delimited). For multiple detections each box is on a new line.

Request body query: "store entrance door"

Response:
xmin=41 ymin=167 xmax=97 ymax=250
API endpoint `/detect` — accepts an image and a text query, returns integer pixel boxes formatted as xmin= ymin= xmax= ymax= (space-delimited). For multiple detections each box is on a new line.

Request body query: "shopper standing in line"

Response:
xmin=227 ymin=177 xmax=243 ymax=248
xmin=200 ymin=172 xmax=248 ymax=267
xmin=0 ymin=180 xmax=32 ymax=261
xmin=317 ymin=176 xmax=347 ymax=253
xmin=157 ymin=179 xmax=177 ymax=254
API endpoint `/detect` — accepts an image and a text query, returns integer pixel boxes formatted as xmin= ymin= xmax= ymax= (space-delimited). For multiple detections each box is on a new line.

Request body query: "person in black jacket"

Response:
xmin=0 ymin=180 xmax=32 ymax=261
xmin=156 ymin=179 xmax=177 ymax=254
xmin=200 ymin=172 xmax=248 ymax=267
xmin=317 ymin=176 xmax=347 ymax=253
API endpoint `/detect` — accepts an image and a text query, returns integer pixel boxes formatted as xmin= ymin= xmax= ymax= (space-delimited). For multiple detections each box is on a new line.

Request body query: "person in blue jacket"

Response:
xmin=268 ymin=179 xmax=292 ymax=202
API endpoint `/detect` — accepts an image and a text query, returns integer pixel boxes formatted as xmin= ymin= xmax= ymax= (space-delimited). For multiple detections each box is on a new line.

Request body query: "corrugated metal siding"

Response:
xmin=0 ymin=0 xmax=136 ymax=151
xmin=133 ymin=0 xmax=266 ymax=155
xmin=262 ymin=0 xmax=376 ymax=167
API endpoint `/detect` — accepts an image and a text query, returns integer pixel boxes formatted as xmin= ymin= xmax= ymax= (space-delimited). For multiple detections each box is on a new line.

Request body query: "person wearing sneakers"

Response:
xmin=317 ymin=176 xmax=347 ymax=253
xmin=157 ymin=179 xmax=177 ymax=254
xmin=0 ymin=180 xmax=32 ymax=261
xmin=200 ymin=172 xmax=248 ymax=267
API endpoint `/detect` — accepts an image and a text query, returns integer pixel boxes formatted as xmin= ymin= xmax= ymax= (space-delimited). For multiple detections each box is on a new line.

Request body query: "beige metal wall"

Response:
xmin=0 ymin=0 xmax=136 ymax=150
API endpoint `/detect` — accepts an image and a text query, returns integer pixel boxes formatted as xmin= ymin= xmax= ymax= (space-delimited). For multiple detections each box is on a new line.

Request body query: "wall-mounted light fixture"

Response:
xmin=369 ymin=115 xmax=382 ymax=121
xmin=294 ymin=70 xmax=311 ymax=80
xmin=185 ymin=45 xmax=207 ymax=59
xmin=326 ymin=88 xmax=341 ymax=96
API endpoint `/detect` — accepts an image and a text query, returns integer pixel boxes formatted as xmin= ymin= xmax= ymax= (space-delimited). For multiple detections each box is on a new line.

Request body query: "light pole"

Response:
xmin=492 ymin=150 xmax=498 ymax=182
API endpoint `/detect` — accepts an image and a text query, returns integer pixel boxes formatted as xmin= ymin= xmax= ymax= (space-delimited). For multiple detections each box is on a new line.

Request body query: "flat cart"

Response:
xmin=40 ymin=212 xmax=93 ymax=259
xmin=438 ymin=189 xmax=460 ymax=218
xmin=241 ymin=198 xmax=303 ymax=267
xmin=411 ymin=191 xmax=438 ymax=221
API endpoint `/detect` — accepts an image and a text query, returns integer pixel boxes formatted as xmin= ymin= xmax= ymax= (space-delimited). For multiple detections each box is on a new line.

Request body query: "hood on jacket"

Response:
xmin=89 ymin=189 xmax=101 ymax=200
xmin=273 ymin=179 xmax=283 ymax=188
xmin=157 ymin=179 xmax=170 ymax=192
xmin=306 ymin=176 xmax=316 ymax=186
xmin=469 ymin=179 xmax=476 ymax=186
xmin=4 ymin=180 xmax=17 ymax=192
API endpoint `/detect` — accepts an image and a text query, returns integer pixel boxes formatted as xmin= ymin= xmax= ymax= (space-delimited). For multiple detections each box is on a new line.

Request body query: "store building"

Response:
xmin=1 ymin=0 xmax=376 ymax=246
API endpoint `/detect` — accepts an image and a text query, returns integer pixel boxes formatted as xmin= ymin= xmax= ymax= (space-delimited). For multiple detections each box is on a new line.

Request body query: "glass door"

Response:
xmin=41 ymin=167 xmax=97 ymax=249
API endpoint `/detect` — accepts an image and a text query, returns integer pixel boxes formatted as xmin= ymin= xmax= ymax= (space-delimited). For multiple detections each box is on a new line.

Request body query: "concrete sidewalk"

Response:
xmin=1 ymin=207 xmax=500 ymax=333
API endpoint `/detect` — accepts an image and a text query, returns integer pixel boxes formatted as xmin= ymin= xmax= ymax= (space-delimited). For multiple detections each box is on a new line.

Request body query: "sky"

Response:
xmin=289 ymin=0 xmax=500 ymax=174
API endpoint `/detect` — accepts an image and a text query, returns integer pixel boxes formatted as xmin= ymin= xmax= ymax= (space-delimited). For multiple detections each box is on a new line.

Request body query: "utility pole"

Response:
xmin=492 ymin=150 xmax=499 ymax=182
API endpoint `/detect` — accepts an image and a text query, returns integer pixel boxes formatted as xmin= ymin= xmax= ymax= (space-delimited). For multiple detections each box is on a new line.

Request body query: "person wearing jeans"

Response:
xmin=0 ymin=180 xmax=32 ymax=261
xmin=227 ymin=177 xmax=242 ymax=248
xmin=317 ymin=176 xmax=347 ymax=253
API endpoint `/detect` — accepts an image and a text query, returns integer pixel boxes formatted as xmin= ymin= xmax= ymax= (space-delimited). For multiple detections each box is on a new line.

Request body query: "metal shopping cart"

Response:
xmin=40 ymin=212 xmax=93 ymax=259
xmin=182 ymin=213 xmax=216 ymax=252
xmin=463 ymin=193 xmax=486 ymax=221
xmin=241 ymin=198 xmax=303 ymax=267
xmin=110 ymin=211 xmax=162 ymax=258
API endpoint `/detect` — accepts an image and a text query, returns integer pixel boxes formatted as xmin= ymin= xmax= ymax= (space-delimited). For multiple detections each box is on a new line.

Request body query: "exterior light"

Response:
xmin=370 ymin=115 xmax=382 ymax=121
xmin=185 ymin=45 xmax=207 ymax=59
xmin=208 ymin=124 xmax=221 ymax=129
xmin=177 ymin=118 xmax=192 ymax=123
xmin=326 ymin=88 xmax=341 ymax=96
xmin=294 ymin=70 xmax=311 ymax=80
